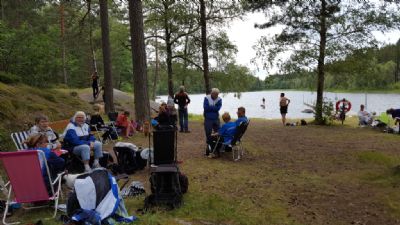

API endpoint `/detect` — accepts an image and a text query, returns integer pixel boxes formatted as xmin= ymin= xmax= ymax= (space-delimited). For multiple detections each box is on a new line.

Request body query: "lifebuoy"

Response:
xmin=335 ymin=99 xmax=352 ymax=112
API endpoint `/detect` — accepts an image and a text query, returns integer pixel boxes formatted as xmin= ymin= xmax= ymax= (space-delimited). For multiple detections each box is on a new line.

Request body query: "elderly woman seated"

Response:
xmin=29 ymin=114 xmax=62 ymax=151
xmin=207 ymin=112 xmax=237 ymax=158
xmin=63 ymin=111 xmax=103 ymax=172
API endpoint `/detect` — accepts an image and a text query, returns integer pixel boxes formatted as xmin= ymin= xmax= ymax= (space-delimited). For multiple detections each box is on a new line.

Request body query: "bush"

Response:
xmin=313 ymin=98 xmax=334 ymax=125
xmin=0 ymin=72 xmax=20 ymax=84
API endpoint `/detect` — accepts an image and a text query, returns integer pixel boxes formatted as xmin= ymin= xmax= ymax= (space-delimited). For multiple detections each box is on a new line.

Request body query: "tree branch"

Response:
xmin=173 ymin=54 xmax=203 ymax=70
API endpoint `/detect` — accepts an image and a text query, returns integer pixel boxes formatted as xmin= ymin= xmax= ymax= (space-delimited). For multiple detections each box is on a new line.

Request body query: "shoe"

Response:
xmin=184 ymin=130 xmax=190 ymax=133
xmin=179 ymin=130 xmax=184 ymax=133
xmin=208 ymin=153 xmax=215 ymax=158
xmin=84 ymin=167 xmax=92 ymax=173
xmin=92 ymin=162 xmax=101 ymax=169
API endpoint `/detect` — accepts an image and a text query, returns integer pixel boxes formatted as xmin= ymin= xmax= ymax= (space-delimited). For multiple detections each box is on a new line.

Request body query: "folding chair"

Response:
xmin=211 ymin=120 xmax=250 ymax=161
xmin=106 ymin=112 xmax=120 ymax=140
xmin=10 ymin=131 xmax=30 ymax=150
xmin=0 ymin=151 xmax=64 ymax=224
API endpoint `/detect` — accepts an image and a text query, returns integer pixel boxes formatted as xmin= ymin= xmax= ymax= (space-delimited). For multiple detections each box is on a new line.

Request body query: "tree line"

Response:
xmin=1 ymin=0 xmax=399 ymax=124
xmin=265 ymin=42 xmax=400 ymax=91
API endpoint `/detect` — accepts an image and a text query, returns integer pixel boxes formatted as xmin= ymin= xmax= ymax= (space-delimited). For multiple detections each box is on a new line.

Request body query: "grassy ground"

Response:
xmin=1 ymin=83 xmax=400 ymax=224
xmin=6 ymin=117 xmax=400 ymax=225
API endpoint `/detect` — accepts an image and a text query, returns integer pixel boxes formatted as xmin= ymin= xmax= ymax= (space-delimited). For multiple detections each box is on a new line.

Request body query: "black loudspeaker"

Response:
xmin=153 ymin=127 xmax=176 ymax=165
xmin=146 ymin=165 xmax=182 ymax=209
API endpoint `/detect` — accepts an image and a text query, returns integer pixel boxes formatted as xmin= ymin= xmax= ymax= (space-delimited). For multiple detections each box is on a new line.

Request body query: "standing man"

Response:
xmin=174 ymin=86 xmax=191 ymax=132
xmin=91 ymin=71 xmax=99 ymax=100
xmin=203 ymin=88 xmax=222 ymax=155
xmin=280 ymin=93 xmax=290 ymax=125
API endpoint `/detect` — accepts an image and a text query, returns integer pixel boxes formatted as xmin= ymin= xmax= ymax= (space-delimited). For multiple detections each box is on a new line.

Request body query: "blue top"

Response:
xmin=219 ymin=122 xmax=237 ymax=145
xmin=391 ymin=109 xmax=400 ymax=119
xmin=203 ymin=95 xmax=222 ymax=120
xmin=64 ymin=121 xmax=95 ymax=147
xmin=236 ymin=116 xmax=248 ymax=126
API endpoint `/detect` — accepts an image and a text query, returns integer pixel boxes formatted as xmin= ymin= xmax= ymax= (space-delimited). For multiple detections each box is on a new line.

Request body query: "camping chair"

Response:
xmin=106 ymin=112 xmax=120 ymax=139
xmin=211 ymin=120 xmax=250 ymax=161
xmin=10 ymin=131 xmax=30 ymax=151
xmin=0 ymin=151 xmax=64 ymax=224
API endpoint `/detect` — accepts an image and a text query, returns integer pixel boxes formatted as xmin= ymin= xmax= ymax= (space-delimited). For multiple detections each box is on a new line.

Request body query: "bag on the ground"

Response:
xmin=66 ymin=169 xmax=136 ymax=224
xmin=145 ymin=170 xmax=182 ymax=210
xmin=113 ymin=146 xmax=137 ymax=175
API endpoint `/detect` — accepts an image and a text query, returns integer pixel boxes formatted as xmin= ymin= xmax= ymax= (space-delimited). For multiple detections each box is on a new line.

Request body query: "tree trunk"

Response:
xmin=1 ymin=0 xmax=4 ymax=21
xmin=128 ymin=0 xmax=150 ymax=123
xmin=60 ymin=2 xmax=67 ymax=85
xmin=163 ymin=2 xmax=174 ymax=97
xmin=99 ymin=0 xmax=114 ymax=113
xmin=315 ymin=0 xmax=327 ymax=124
xmin=395 ymin=39 xmax=400 ymax=82
xmin=200 ymin=0 xmax=211 ymax=94
xmin=152 ymin=30 xmax=159 ymax=100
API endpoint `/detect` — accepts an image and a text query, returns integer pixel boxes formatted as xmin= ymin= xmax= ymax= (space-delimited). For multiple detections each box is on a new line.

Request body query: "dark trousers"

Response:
xmin=178 ymin=108 xmax=189 ymax=131
xmin=208 ymin=135 xmax=224 ymax=156
xmin=92 ymin=85 xmax=99 ymax=99
xmin=204 ymin=118 xmax=220 ymax=144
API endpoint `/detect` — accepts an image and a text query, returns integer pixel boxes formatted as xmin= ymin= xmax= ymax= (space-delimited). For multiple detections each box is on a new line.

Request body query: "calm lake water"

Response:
xmin=156 ymin=90 xmax=400 ymax=119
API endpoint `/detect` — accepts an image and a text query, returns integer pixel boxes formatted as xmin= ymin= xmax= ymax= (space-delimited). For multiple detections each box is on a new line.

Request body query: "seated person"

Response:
xmin=208 ymin=112 xmax=237 ymax=157
xmin=153 ymin=102 xmax=176 ymax=128
xmin=358 ymin=104 xmax=372 ymax=125
xmin=116 ymin=111 xmax=136 ymax=137
xmin=25 ymin=133 xmax=65 ymax=189
xmin=386 ymin=108 xmax=400 ymax=124
xmin=29 ymin=114 xmax=61 ymax=150
xmin=236 ymin=106 xmax=248 ymax=126
xmin=63 ymin=111 xmax=103 ymax=172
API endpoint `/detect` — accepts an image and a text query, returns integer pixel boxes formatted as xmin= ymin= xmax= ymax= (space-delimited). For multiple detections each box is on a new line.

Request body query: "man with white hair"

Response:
xmin=174 ymin=85 xmax=191 ymax=132
xmin=203 ymin=88 xmax=222 ymax=155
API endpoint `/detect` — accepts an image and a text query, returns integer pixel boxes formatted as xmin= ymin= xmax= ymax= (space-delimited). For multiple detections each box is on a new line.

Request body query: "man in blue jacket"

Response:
xmin=203 ymin=88 xmax=222 ymax=155
xmin=236 ymin=107 xmax=248 ymax=126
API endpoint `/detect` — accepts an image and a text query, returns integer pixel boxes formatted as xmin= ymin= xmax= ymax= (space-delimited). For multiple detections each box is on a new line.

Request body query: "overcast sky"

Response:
xmin=226 ymin=12 xmax=400 ymax=80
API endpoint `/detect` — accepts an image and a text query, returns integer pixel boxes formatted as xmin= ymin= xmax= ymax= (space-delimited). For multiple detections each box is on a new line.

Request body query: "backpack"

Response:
xmin=145 ymin=170 xmax=182 ymax=210
xmin=113 ymin=147 xmax=137 ymax=175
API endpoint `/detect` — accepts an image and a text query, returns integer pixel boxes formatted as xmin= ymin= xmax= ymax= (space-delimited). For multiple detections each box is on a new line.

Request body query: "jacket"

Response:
xmin=203 ymin=95 xmax=222 ymax=120
xmin=29 ymin=125 xmax=60 ymax=150
xmin=63 ymin=118 xmax=95 ymax=147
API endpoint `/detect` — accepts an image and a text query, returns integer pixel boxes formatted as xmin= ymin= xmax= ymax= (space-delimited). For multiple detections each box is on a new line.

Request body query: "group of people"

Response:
xmin=357 ymin=104 xmax=400 ymax=128
xmin=26 ymin=112 xmax=104 ymax=175
xmin=202 ymin=88 xmax=248 ymax=158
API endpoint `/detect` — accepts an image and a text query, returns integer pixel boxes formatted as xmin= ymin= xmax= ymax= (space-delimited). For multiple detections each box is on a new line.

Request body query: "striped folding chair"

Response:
xmin=10 ymin=131 xmax=30 ymax=150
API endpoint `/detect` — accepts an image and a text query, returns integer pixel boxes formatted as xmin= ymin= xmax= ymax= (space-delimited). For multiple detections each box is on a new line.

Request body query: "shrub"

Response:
xmin=0 ymin=72 xmax=20 ymax=84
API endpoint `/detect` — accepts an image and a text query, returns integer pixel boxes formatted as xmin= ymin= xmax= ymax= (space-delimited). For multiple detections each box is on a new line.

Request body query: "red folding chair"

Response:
xmin=0 ymin=151 xmax=64 ymax=225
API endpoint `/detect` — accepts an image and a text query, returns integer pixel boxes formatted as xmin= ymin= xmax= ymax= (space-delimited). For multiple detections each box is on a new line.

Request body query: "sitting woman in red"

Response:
xmin=116 ymin=111 xmax=136 ymax=137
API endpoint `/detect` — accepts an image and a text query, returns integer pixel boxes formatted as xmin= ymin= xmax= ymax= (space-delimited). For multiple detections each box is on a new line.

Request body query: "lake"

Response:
xmin=156 ymin=90 xmax=400 ymax=119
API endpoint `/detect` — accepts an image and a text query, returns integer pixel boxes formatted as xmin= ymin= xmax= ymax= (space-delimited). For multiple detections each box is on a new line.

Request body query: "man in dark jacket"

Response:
xmin=203 ymin=88 xmax=222 ymax=155
xmin=174 ymin=86 xmax=191 ymax=132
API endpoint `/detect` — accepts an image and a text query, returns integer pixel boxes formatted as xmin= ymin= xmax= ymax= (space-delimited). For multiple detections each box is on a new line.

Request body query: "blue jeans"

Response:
xmin=178 ymin=108 xmax=189 ymax=131
xmin=204 ymin=118 xmax=220 ymax=144
xmin=73 ymin=141 xmax=103 ymax=161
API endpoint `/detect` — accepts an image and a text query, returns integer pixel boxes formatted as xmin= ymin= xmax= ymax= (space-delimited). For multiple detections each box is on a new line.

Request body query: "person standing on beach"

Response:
xmin=279 ymin=93 xmax=290 ymax=125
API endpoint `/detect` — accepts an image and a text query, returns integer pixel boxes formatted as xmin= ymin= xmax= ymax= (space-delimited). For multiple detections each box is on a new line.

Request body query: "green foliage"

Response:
xmin=264 ymin=44 xmax=399 ymax=91
xmin=319 ymin=99 xmax=334 ymax=125
xmin=0 ymin=72 xmax=20 ymax=84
